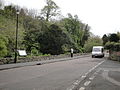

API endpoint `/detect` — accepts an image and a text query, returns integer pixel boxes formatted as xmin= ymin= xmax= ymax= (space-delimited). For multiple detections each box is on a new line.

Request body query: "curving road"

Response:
xmin=0 ymin=56 xmax=105 ymax=90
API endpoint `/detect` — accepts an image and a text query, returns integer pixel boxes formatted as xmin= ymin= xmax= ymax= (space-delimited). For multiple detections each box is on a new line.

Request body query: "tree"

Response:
xmin=41 ymin=0 xmax=60 ymax=21
xmin=80 ymin=24 xmax=90 ymax=47
xmin=117 ymin=32 xmax=120 ymax=40
xmin=61 ymin=14 xmax=90 ymax=47
xmin=23 ymin=14 xmax=50 ymax=54
xmin=19 ymin=8 xmax=27 ymax=24
xmin=0 ymin=7 xmax=25 ymax=56
xmin=1 ymin=0 xmax=93 ymax=57
xmin=38 ymin=24 xmax=73 ymax=55
xmin=0 ymin=34 xmax=8 ymax=57
xmin=84 ymin=36 xmax=103 ymax=52
xmin=109 ymin=33 xmax=119 ymax=42
xmin=23 ymin=16 xmax=45 ymax=52
xmin=62 ymin=13 xmax=81 ymax=35
xmin=3 ymin=5 xmax=17 ymax=18
xmin=27 ymin=9 xmax=37 ymax=18
xmin=102 ymin=34 xmax=108 ymax=45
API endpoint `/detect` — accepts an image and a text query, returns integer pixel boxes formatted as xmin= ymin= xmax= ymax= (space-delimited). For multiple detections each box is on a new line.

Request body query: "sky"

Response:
xmin=4 ymin=0 xmax=120 ymax=37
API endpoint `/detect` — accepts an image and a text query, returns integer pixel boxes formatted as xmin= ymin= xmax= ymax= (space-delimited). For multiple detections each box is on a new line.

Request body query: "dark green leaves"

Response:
xmin=38 ymin=24 xmax=72 ymax=55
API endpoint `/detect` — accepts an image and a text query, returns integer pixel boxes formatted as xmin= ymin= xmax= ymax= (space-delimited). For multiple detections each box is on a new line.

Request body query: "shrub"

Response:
xmin=105 ymin=42 xmax=115 ymax=50
xmin=0 ymin=35 xmax=8 ymax=58
xmin=105 ymin=42 xmax=120 ymax=51
xmin=31 ymin=47 xmax=39 ymax=56
xmin=114 ymin=43 xmax=120 ymax=51
xmin=0 ymin=40 xmax=8 ymax=57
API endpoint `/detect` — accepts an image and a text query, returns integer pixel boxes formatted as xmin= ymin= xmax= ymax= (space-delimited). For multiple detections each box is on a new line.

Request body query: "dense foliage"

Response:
xmin=105 ymin=42 xmax=120 ymax=51
xmin=38 ymin=24 xmax=74 ymax=54
xmin=0 ymin=34 xmax=8 ymax=57
xmin=0 ymin=0 xmax=92 ymax=58
xmin=84 ymin=36 xmax=103 ymax=52
xmin=102 ymin=34 xmax=108 ymax=45
xmin=103 ymin=33 xmax=120 ymax=51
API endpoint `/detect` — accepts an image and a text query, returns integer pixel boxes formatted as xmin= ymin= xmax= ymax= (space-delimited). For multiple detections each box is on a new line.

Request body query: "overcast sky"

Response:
xmin=4 ymin=0 xmax=120 ymax=37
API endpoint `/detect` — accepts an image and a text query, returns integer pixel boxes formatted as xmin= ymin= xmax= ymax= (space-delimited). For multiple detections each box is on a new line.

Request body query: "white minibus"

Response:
xmin=92 ymin=46 xmax=104 ymax=58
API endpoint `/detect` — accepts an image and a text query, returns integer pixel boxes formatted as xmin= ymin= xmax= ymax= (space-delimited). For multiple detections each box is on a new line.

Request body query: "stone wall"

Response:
xmin=109 ymin=51 xmax=120 ymax=61
xmin=0 ymin=53 xmax=85 ymax=65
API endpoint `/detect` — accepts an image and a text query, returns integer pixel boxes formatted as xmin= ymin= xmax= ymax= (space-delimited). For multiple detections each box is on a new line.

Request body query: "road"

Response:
xmin=0 ymin=56 xmax=119 ymax=90
xmin=77 ymin=59 xmax=120 ymax=90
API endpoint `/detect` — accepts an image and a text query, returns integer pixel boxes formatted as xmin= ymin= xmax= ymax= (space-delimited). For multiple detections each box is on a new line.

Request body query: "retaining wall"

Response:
xmin=0 ymin=53 xmax=85 ymax=65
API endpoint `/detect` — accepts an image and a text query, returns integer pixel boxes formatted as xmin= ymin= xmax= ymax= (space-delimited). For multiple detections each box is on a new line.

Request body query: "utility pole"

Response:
xmin=14 ymin=10 xmax=19 ymax=63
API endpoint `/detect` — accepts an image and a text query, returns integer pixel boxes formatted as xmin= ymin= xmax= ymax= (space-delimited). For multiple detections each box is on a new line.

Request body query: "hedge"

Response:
xmin=105 ymin=42 xmax=120 ymax=51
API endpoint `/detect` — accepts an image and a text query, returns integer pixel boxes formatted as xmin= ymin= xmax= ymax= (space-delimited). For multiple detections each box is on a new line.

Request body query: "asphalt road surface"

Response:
xmin=0 ymin=56 xmax=119 ymax=90
xmin=77 ymin=59 xmax=120 ymax=90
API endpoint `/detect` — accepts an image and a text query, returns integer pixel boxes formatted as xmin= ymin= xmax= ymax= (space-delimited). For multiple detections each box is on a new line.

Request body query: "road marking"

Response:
xmin=73 ymin=80 xmax=80 ymax=85
xmin=67 ymin=60 xmax=105 ymax=90
xmin=84 ymin=60 xmax=105 ymax=76
xmin=94 ymin=72 xmax=98 ymax=75
xmin=104 ymin=69 xmax=109 ymax=72
xmin=66 ymin=85 xmax=76 ymax=90
xmin=81 ymin=75 xmax=86 ymax=78
xmin=84 ymin=81 xmax=91 ymax=86
xmin=89 ymin=75 xmax=95 ymax=80
xmin=79 ymin=87 xmax=85 ymax=90
xmin=89 ymin=68 xmax=101 ymax=80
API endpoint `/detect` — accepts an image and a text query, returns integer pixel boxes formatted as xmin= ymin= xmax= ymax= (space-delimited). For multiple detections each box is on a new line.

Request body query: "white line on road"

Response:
xmin=84 ymin=81 xmax=91 ymax=86
xmin=81 ymin=75 xmax=86 ymax=78
xmin=89 ymin=75 xmax=95 ymax=80
xmin=84 ymin=60 xmax=105 ymax=76
xmin=79 ymin=87 xmax=85 ymax=90
xmin=67 ymin=60 xmax=105 ymax=90
xmin=73 ymin=80 xmax=80 ymax=85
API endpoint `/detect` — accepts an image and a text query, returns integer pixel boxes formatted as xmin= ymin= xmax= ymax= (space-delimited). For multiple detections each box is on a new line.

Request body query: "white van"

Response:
xmin=92 ymin=46 xmax=104 ymax=58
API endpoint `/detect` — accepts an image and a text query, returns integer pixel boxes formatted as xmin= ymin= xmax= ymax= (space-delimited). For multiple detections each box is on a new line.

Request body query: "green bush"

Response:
xmin=31 ymin=47 xmax=39 ymax=56
xmin=105 ymin=42 xmax=114 ymax=50
xmin=105 ymin=42 xmax=120 ymax=51
xmin=114 ymin=43 xmax=120 ymax=51
xmin=0 ymin=41 xmax=7 ymax=57
xmin=38 ymin=24 xmax=75 ymax=55
xmin=84 ymin=36 xmax=103 ymax=53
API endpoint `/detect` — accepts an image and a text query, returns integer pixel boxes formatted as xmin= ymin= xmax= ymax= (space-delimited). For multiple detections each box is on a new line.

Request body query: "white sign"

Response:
xmin=18 ymin=50 xmax=27 ymax=56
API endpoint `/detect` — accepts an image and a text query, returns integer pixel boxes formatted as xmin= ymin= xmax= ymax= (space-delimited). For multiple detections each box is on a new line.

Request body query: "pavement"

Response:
xmin=0 ymin=54 xmax=90 ymax=71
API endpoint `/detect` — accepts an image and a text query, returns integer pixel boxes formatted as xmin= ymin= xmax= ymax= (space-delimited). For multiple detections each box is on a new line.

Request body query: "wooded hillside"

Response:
xmin=0 ymin=0 xmax=92 ymax=58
